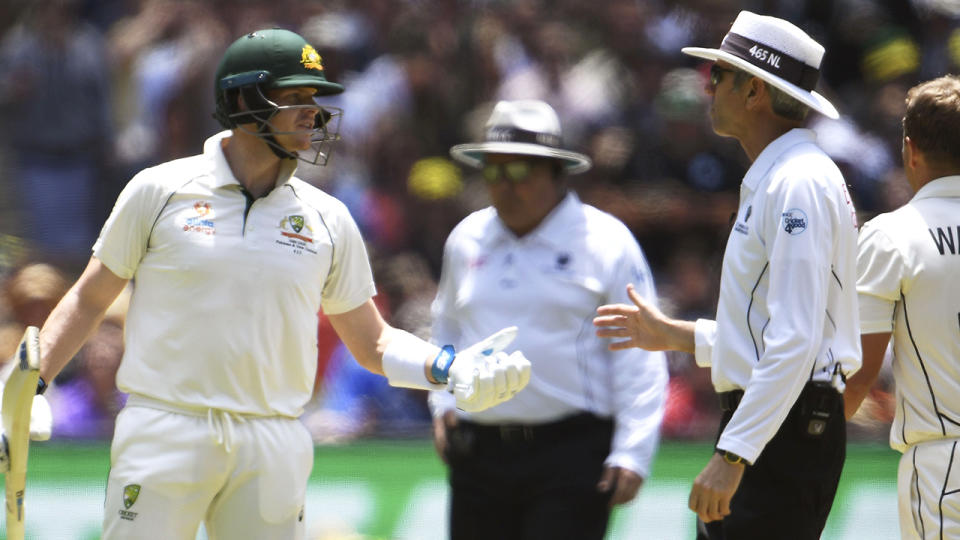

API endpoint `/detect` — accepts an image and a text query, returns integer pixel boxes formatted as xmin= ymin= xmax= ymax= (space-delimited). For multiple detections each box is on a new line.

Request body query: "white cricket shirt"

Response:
xmin=428 ymin=192 xmax=668 ymax=476
xmin=857 ymin=175 xmax=960 ymax=452
xmin=693 ymin=129 xmax=861 ymax=463
xmin=94 ymin=131 xmax=376 ymax=417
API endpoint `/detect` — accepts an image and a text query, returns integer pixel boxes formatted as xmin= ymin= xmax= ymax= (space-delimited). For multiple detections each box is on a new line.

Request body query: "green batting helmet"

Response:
xmin=212 ymin=29 xmax=345 ymax=164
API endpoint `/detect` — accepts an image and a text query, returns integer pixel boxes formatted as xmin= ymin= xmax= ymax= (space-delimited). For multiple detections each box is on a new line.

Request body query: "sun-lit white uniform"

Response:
xmin=857 ymin=175 xmax=960 ymax=540
xmin=693 ymin=128 xmax=861 ymax=463
xmin=96 ymin=131 xmax=375 ymax=539
xmin=429 ymin=192 xmax=667 ymax=477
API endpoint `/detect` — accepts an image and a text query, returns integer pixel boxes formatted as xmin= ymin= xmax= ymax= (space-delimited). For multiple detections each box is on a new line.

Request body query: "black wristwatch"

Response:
xmin=717 ymin=449 xmax=747 ymax=466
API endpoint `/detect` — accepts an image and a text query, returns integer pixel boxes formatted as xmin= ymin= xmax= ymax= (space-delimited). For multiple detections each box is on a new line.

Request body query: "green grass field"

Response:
xmin=6 ymin=440 xmax=899 ymax=539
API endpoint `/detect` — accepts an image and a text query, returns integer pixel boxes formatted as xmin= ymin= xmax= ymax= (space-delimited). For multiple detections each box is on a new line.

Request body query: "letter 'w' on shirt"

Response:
xmin=928 ymin=225 xmax=960 ymax=255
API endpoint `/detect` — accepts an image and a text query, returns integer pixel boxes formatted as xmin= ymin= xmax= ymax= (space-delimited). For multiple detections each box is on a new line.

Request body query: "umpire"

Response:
xmin=594 ymin=11 xmax=860 ymax=539
xmin=430 ymin=100 xmax=668 ymax=540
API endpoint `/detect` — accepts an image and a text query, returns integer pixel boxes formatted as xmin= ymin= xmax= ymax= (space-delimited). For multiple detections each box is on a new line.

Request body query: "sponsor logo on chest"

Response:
xmin=183 ymin=201 xmax=216 ymax=235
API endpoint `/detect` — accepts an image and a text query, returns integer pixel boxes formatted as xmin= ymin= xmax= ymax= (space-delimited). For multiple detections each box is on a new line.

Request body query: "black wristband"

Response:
xmin=36 ymin=376 xmax=48 ymax=395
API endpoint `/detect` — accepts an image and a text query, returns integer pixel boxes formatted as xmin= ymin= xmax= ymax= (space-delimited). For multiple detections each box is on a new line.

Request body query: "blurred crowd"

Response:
xmin=0 ymin=0 xmax=955 ymax=442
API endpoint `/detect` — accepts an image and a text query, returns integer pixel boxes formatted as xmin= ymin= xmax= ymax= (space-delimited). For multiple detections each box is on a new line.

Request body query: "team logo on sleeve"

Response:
xmin=781 ymin=209 xmax=808 ymax=235
xmin=183 ymin=201 xmax=216 ymax=235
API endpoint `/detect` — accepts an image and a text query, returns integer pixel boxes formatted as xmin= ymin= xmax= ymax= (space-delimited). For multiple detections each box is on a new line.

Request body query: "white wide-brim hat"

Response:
xmin=682 ymin=11 xmax=839 ymax=119
xmin=450 ymin=100 xmax=592 ymax=174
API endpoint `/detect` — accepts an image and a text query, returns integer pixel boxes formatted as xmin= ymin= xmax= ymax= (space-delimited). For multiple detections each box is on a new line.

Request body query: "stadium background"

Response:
xmin=0 ymin=0 xmax=956 ymax=538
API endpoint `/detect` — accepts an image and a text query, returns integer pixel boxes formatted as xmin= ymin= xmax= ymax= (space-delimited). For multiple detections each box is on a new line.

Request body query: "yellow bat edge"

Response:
xmin=3 ymin=326 xmax=40 ymax=540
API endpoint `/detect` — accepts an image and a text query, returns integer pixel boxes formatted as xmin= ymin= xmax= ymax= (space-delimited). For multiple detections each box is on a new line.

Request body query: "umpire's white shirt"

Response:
xmin=858 ymin=175 xmax=960 ymax=452
xmin=693 ymin=129 xmax=861 ymax=463
xmin=428 ymin=192 xmax=668 ymax=476
xmin=94 ymin=131 xmax=376 ymax=418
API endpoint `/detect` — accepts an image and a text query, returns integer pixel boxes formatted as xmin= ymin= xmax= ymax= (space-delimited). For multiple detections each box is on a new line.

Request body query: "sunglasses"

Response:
xmin=709 ymin=64 xmax=737 ymax=88
xmin=482 ymin=161 xmax=534 ymax=184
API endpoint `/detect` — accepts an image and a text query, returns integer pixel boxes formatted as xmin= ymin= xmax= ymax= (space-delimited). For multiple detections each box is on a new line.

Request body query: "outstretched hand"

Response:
xmin=594 ymin=284 xmax=678 ymax=352
xmin=448 ymin=327 xmax=531 ymax=412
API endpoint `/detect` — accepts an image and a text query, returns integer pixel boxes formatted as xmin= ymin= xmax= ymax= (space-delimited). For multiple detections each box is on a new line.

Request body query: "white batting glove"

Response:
xmin=447 ymin=328 xmax=532 ymax=412
xmin=29 ymin=394 xmax=52 ymax=441
xmin=0 ymin=363 xmax=52 ymax=442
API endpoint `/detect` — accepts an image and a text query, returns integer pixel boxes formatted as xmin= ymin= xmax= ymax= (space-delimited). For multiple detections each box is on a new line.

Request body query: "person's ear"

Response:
xmin=744 ymin=77 xmax=765 ymax=109
xmin=903 ymin=136 xmax=919 ymax=169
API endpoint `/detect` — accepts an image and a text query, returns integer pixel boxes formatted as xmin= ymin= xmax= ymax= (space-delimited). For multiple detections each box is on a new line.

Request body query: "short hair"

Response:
xmin=903 ymin=75 xmax=960 ymax=169
xmin=731 ymin=70 xmax=810 ymax=122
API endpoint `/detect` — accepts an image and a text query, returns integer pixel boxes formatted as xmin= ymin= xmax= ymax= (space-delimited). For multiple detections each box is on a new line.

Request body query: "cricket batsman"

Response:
xmin=29 ymin=28 xmax=530 ymax=539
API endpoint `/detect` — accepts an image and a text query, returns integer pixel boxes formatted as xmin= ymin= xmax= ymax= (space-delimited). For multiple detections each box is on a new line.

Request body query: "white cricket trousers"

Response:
xmin=898 ymin=437 xmax=960 ymax=540
xmin=102 ymin=395 xmax=314 ymax=540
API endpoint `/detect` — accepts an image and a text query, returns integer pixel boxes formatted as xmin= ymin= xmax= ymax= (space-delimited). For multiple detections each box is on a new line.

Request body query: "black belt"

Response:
xmin=717 ymin=382 xmax=840 ymax=413
xmin=718 ymin=390 xmax=744 ymax=412
xmin=461 ymin=412 xmax=611 ymax=445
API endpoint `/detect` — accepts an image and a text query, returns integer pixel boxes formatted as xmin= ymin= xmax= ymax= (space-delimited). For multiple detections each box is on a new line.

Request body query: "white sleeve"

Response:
xmin=93 ymin=170 xmax=170 ymax=279
xmin=694 ymin=319 xmax=718 ymax=367
xmin=319 ymin=204 xmax=377 ymax=315
xmin=604 ymin=237 xmax=668 ymax=478
xmin=856 ymin=219 xmax=901 ymax=334
xmin=717 ymin=172 xmax=836 ymax=462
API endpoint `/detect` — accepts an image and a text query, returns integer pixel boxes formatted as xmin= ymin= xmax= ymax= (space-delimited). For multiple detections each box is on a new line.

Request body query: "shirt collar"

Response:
xmin=742 ymin=128 xmax=817 ymax=191
xmin=911 ymin=175 xmax=960 ymax=201
xmin=486 ymin=191 xmax=581 ymax=249
xmin=204 ymin=130 xmax=299 ymax=190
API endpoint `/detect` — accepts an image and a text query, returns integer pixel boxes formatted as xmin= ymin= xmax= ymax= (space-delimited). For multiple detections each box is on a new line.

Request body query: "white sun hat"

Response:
xmin=682 ymin=11 xmax=839 ymax=119
xmin=450 ymin=100 xmax=593 ymax=174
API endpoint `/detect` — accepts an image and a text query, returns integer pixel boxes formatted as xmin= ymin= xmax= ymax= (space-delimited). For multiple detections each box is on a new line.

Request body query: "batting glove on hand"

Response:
xmin=29 ymin=394 xmax=51 ymax=441
xmin=0 ymin=371 xmax=52 ymax=442
xmin=447 ymin=327 xmax=532 ymax=413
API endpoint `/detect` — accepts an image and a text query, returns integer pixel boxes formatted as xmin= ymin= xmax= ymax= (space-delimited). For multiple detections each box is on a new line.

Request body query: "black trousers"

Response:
xmin=697 ymin=383 xmax=847 ymax=540
xmin=446 ymin=413 xmax=614 ymax=540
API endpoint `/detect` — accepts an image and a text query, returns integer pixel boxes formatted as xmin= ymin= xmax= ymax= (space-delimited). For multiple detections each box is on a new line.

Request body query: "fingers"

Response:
xmin=594 ymin=327 xmax=632 ymax=339
xmin=688 ymin=458 xmax=740 ymax=523
xmin=492 ymin=356 xmax=508 ymax=399
xmin=596 ymin=467 xmax=616 ymax=494
xmin=507 ymin=351 xmax=531 ymax=389
xmin=606 ymin=339 xmax=640 ymax=351
xmin=692 ymin=496 xmax=727 ymax=523
xmin=504 ymin=358 xmax=520 ymax=391
xmin=626 ymin=283 xmax=646 ymax=307
xmin=460 ymin=326 xmax=518 ymax=357
xmin=601 ymin=468 xmax=643 ymax=507
xmin=451 ymin=332 xmax=531 ymax=412
xmin=594 ymin=306 xmax=637 ymax=319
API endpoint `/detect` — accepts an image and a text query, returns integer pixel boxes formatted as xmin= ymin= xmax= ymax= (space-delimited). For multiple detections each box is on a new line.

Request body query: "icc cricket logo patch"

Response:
xmin=301 ymin=45 xmax=324 ymax=71
xmin=781 ymin=208 xmax=808 ymax=235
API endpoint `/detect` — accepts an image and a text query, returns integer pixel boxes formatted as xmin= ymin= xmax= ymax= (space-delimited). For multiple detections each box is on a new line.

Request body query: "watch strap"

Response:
xmin=718 ymin=449 xmax=747 ymax=465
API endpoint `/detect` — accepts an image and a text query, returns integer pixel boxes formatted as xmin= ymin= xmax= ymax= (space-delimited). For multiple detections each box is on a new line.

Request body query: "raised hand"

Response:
xmin=594 ymin=284 xmax=682 ymax=352
xmin=447 ymin=327 xmax=531 ymax=412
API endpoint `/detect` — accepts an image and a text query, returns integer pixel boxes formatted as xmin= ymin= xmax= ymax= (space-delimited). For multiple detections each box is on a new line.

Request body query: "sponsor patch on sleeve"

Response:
xmin=781 ymin=209 xmax=808 ymax=235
